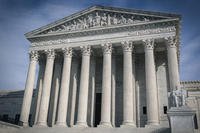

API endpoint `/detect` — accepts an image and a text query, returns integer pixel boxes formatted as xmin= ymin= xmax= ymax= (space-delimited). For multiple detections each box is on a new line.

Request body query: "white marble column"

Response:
xmin=69 ymin=59 xmax=79 ymax=127
xmin=99 ymin=43 xmax=112 ymax=127
xmin=132 ymin=51 xmax=136 ymax=125
xmin=36 ymin=49 xmax=55 ymax=127
xmin=20 ymin=51 xmax=38 ymax=127
xmin=33 ymin=57 xmax=45 ymax=125
xmin=48 ymin=56 xmax=62 ymax=126
xmin=56 ymin=48 xmax=72 ymax=127
xmin=111 ymin=54 xmax=116 ymax=127
xmin=166 ymin=36 xmax=180 ymax=91
xmin=121 ymin=41 xmax=136 ymax=127
xmin=143 ymin=39 xmax=159 ymax=126
xmin=76 ymin=46 xmax=91 ymax=127
xmin=88 ymin=57 xmax=96 ymax=127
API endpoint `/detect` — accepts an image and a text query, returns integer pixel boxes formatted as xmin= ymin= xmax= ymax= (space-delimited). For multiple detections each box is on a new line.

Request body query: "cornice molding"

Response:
xmin=30 ymin=25 xmax=176 ymax=47
xmin=28 ymin=18 xmax=177 ymax=40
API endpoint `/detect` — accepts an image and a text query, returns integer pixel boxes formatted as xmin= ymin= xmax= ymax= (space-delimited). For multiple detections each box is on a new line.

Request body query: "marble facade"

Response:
xmin=17 ymin=6 xmax=182 ymax=128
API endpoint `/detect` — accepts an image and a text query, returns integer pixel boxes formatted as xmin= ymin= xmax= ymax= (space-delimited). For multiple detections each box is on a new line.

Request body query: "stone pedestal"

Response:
xmin=167 ymin=106 xmax=196 ymax=133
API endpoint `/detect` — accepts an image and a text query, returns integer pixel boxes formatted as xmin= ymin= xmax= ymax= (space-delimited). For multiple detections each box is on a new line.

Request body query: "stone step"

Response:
xmin=0 ymin=121 xmax=21 ymax=129
xmin=5 ymin=127 xmax=170 ymax=133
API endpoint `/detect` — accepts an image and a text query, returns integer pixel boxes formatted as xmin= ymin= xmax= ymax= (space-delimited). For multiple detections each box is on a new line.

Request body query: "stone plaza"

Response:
xmin=0 ymin=5 xmax=199 ymax=133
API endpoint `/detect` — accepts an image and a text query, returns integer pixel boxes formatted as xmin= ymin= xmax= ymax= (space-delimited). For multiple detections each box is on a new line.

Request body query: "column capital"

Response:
xmin=62 ymin=47 xmax=72 ymax=57
xmin=143 ymin=39 xmax=155 ymax=50
xmin=121 ymin=41 xmax=133 ymax=52
xmin=101 ymin=43 xmax=112 ymax=54
xmin=165 ymin=36 xmax=177 ymax=49
xmin=80 ymin=45 xmax=91 ymax=56
xmin=29 ymin=50 xmax=39 ymax=61
xmin=44 ymin=49 xmax=55 ymax=59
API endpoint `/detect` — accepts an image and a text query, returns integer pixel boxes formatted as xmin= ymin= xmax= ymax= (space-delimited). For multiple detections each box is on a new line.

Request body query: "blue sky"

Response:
xmin=0 ymin=0 xmax=200 ymax=89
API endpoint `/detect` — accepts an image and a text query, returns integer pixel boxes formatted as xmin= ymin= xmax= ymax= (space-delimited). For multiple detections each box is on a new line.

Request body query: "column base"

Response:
xmin=34 ymin=122 xmax=48 ymax=127
xmin=74 ymin=122 xmax=88 ymax=128
xmin=98 ymin=122 xmax=112 ymax=128
xmin=54 ymin=122 xmax=67 ymax=127
xmin=120 ymin=121 xmax=136 ymax=128
xmin=145 ymin=121 xmax=160 ymax=128
xmin=19 ymin=121 xmax=29 ymax=127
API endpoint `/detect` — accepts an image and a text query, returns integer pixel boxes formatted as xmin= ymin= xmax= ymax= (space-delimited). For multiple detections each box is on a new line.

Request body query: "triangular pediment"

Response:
xmin=25 ymin=5 xmax=180 ymax=38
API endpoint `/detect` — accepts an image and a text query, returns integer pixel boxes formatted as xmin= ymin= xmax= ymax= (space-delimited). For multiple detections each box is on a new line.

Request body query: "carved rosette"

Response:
xmin=45 ymin=49 xmax=55 ymax=59
xmin=143 ymin=39 xmax=155 ymax=50
xmin=80 ymin=45 xmax=91 ymax=56
xmin=62 ymin=47 xmax=72 ymax=58
xmin=165 ymin=36 xmax=177 ymax=49
xmin=122 ymin=41 xmax=133 ymax=52
xmin=29 ymin=50 xmax=39 ymax=61
xmin=102 ymin=43 xmax=112 ymax=54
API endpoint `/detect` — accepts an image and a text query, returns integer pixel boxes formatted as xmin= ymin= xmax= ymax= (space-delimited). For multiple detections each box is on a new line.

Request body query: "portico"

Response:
xmin=19 ymin=5 xmax=181 ymax=128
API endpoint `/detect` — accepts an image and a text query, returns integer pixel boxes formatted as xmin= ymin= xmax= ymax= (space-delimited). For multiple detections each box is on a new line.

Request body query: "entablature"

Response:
xmin=29 ymin=21 xmax=177 ymax=48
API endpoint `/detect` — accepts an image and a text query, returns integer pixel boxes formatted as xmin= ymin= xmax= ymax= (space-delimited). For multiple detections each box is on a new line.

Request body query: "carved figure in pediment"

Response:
xmin=144 ymin=17 xmax=150 ymax=22
xmin=101 ymin=13 xmax=107 ymax=26
xmin=60 ymin=24 xmax=66 ymax=30
xmin=94 ymin=12 xmax=101 ymax=27
xmin=78 ymin=18 xmax=88 ymax=29
xmin=107 ymin=14 xmax=111 ymax=25
xmin=71 ymin=20 xmax=77 ymax=30
xmin=49 ymin=27 xmax=56 ymax=33
xmin=120 ymin=15 xmax=127 ymax=24
xmin=88 ymin=14 xmax=93 ymax=27
xmin=83 ymin=18 xmax=89 ymax=29
xmin=128 ymin=16 xmax=134 ymax=23
xmin=57 ymin=26 xmax=63 ymax=31
xmin=66 ymin=24 xmax=72 ymax=31
xmin=68 ymin=22 xmax=73 ymax=31
xmin=113 ymin=14 xmax=118 ymax=25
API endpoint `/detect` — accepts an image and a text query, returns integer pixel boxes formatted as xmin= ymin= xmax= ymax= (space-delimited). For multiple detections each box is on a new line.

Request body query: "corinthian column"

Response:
xmin=36 ymin=49 xmax=55 ymax=127
xmin=98 ymin=43 xmax=112 ymax=127
xmin=143 ymin=39 xmax=159 ymax=126
xmin=56 ymin=48 xmax=72 ymax=127
xmin=76 ymin=46 xmax=91 ymax=127
xmin=33 ymin=57 xmax=45 ymax=125
xmin=165 ymin=36 xmax=180 ymax=91
xmin=19 ymin=51 xmax=38 ymax=127
xmin=121 ymin=41 xmax=136 ymax=127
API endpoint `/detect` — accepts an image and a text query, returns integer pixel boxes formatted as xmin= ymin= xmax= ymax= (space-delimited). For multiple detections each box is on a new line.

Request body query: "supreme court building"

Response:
xmin=19 ymin=5 xmax=182 ymax=129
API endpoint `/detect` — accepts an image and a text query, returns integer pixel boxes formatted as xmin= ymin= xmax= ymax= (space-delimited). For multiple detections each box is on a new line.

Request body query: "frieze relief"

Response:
xmin=31 ymin=26 xmax=176 ymax=47
xmin=38 ymin=11 xmax=163 ymax=35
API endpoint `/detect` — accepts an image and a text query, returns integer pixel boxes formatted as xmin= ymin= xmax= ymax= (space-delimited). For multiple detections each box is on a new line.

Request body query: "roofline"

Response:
xmin=93 ymin=5 xmax=181 ymax=18
xmin=25 ymin=5 xmax=181 ymax=38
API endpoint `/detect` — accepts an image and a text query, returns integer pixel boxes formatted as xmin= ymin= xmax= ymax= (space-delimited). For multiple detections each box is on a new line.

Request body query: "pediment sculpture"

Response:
xmin=39 ymin=11 xmax=162 ymax=35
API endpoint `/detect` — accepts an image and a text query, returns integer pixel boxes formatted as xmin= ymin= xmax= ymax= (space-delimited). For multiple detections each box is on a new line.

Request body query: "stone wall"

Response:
xmin=0 ymin=90 xmax=36 ymax=124
xmin=181 ymin=81 xmax=200 ymax=130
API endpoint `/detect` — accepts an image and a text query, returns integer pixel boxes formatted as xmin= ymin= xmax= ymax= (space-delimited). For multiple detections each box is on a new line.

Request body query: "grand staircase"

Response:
xmin=0 ymin=124 xmax=170 ymax=133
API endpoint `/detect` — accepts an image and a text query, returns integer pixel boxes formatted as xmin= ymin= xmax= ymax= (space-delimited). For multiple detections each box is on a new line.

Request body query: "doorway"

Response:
xmin=94 ymin=93 xmax=102 ymax=127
